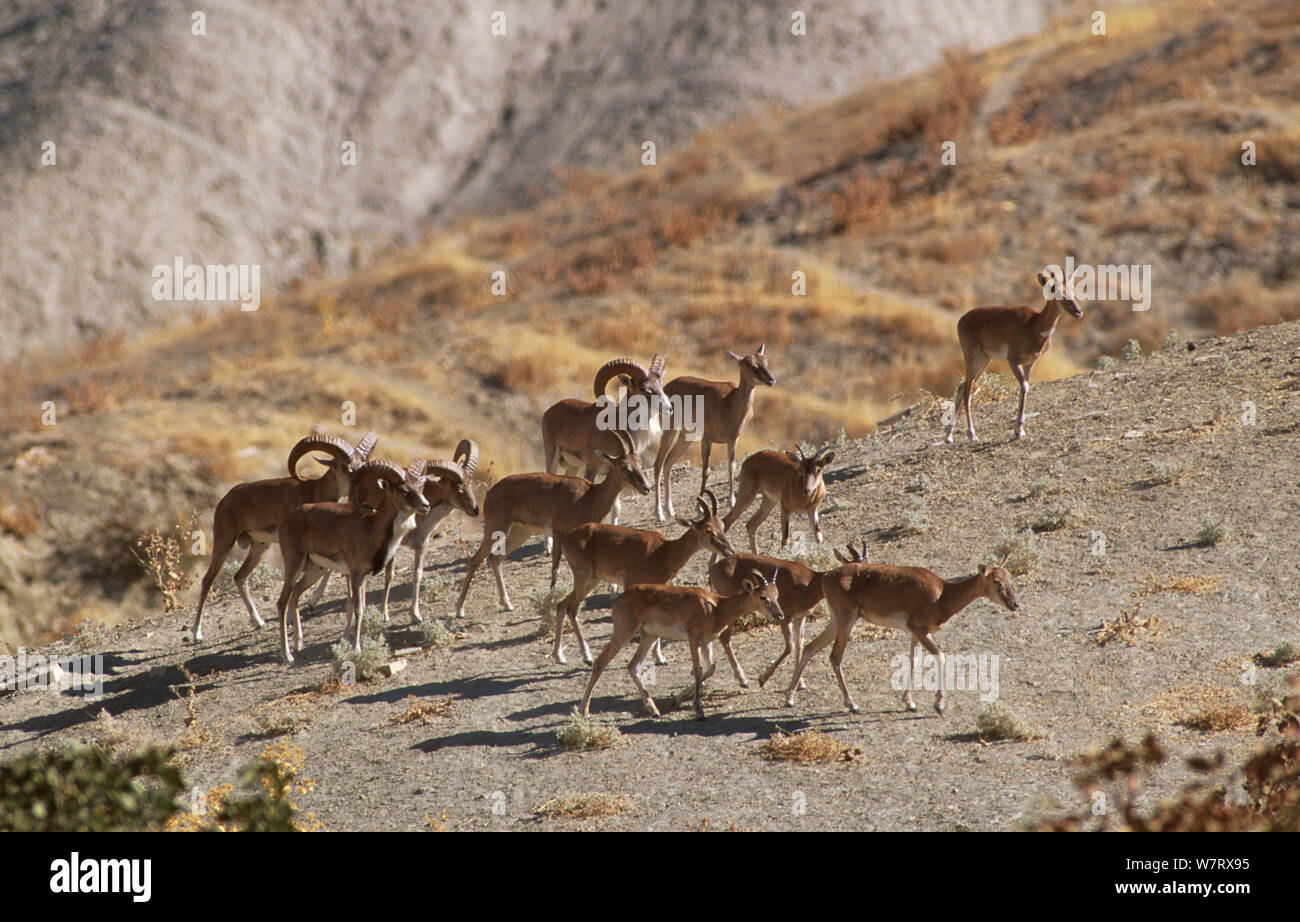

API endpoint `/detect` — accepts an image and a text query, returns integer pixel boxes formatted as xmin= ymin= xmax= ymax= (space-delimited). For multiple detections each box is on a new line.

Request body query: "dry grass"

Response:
xmin=975 ymin=705 xmax=1046 ymax=742
xmin=1144 ymin=684 xmax=1254 ymax=734
xmin=759 ymin=729 xmax=862 ymax=765
xmin=555 ymin=708 xmax=622 ymax=751
xmin=535 ymin=792 xmax=634 ymax=822
xmin=382 ymin=695 xmax=455 ymax=727
xmin=1138 ymin=572 xmax=1223 ymax=597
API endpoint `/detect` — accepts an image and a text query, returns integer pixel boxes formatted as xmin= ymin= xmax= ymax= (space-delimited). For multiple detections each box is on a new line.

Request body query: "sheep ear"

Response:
xmin=757 ymin=343 xmax=766 ymax=355
xmin=1037 ymin=270 xmax=1048 ymax=286
xmin=784 ymin=450 xmax=800 ymax=462
xmin=820 ymin=451 xmax=835 ymax=466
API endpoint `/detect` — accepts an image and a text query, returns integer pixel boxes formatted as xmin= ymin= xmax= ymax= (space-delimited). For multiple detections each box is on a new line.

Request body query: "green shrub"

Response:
xmin=0 ymin=743 xmax=184 ymax=831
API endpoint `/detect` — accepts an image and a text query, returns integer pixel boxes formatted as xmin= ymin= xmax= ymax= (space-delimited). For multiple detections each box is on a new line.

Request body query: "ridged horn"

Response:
xmin=694 ymin=496 xmax=710 ymax=522
xmin=593 ymin=357 xmax=650 ymax=398
xmin=352 ymin=430 xmax=379 ymax=463
xmin=701 ymin=488 xmax=719 ymax=517
xmin=348 ymin=460 xmax=407 ymax=507
xmin=287 ymin=435 xmax=353 ymax=481
xmin=454 ymin=439 xmax=479 ymax=480
xmin=424 ymin=459 xmax=465 ymax=485
xmin=407 ymin=458 xmax=428 ymax=487
xmin=649 ymin=352 xmax=667 ymax=378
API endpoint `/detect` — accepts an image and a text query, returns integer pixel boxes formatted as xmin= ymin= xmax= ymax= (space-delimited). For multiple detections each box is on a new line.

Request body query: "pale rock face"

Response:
xmin=0 ymin=0 xmax=1060 ymax=361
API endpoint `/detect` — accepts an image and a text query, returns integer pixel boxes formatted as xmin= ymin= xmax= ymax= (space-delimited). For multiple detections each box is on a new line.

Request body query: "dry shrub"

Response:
xmin=1180 ymin=704 xmax=1254 ymax=733
xmin=368 ymin=298 xmax=418 ymax=334
xmin=383 ymin=695 xmax=455 ymax=727
xmin=1071 ymin=173 xmax=1125 ymax=199
xmin=555 ymin=165 xmax=609 ymax=200
xmin=556 ymin=708 xmax=622 ymax=751
xmin=1144 ymin=684 xmax=1251 ymax=733
xmin=1093 ymin=602 xmax=1165 ymax=646
xmin=555 ymin=231 xmax=658 ymax=296
xmin=171 ymin=432 xmax=245 ymax=481
xmin=665 ymin=147 xmax=715 ymax=183
xmin=1042 ymin=678 xmax=1300 ymax=831
xmin=484 ymin=350 xmax=563 ymax=392
xmin=888 ymin=48 xmax=985 ymax=147
xmin=535 ymin=792 xmax=634 ymax=822
xmin=0 ymin=492 xmax=41 ymax=537
xmin=130 ymin=513 xmax=200 ymax=612
xmin=78 ymin=330 xmax=126 ymax=364
xmin=1190 ymin=275 xmax=1300 ymax=336
xmin=760 ymin=729 xmax=862 ymax=765
xmin=830 ymin=168 xmax=891 ymax=234
xmin=653 ymin=203 xmax=723 ymax=248
xmin=976 ymin=705 xmax=1045 ymax=742
xmin=987 ymin=92 xmax=1048 ymax=146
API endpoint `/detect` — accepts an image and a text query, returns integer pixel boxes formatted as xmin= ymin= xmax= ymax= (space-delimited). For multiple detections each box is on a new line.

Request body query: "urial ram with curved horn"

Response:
xmin=191 ymin=431 xmax=378 ymax=642
xmin=275 ymin=459 xmax=430 ymax=664
xmin=541 ymin=355 xmax=667 ymax=530
xmin=553 ymin=489 xmax=734 ymax=666
xmin=722 ymin=444 xmax=834 ymax=554
xmin=946 ymin=268 xmax=1085 ymax=443
xmin=380 ymin=440 xmax=480 ymax=624
xmin=784 ymin=553 xmax=1018 ymax=715
xmin=454 ymin=429 xmax=651 ymax=618
xmin=653 ymin=344 xmax=775 ymax=521
xmin=580 ymin=569 xmax=784 ymax=721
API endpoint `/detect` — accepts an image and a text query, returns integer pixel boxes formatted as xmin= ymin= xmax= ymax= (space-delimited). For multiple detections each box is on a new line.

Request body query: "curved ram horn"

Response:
xmin=407 ymin=458 xmax=428 ymax=487
xmin=348 ymin=459 xmax=406 ymax=507
xmin=424 ymin=459 xmax=465 ymax=485
xmin=454 ymin=439 xmax=479 ymax=480
xmin=287 ymin=435 xmax=353 ymax=481
xmin=593 ymin=357 xmax=650 ymax=398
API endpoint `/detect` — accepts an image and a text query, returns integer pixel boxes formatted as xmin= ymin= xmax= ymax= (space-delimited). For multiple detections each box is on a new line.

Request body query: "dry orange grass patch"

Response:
xmin=1138 ymin=571 xmax=1222 ymax=597
xmin=535 ymin=793 xmax=634 ymax=822
xmin=382 ymin=695 xmax=455 ymax=727
xmin=1143 ymin=684 xmax=1254 ymax=734
xmin=760 ymin=729 xmax=862 ymax=765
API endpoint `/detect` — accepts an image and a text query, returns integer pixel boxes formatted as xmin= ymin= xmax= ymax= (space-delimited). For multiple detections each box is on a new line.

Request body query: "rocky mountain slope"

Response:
xmin=0 ymin=0 xmax=1061 ymax=361
xmin=2 ymin=320 xmax=1297 ymax=830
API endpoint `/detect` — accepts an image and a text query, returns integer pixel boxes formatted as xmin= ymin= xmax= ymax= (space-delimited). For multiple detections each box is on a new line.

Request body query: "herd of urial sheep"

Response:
xmin=192 ymin=268 xmax=1085 ymax=720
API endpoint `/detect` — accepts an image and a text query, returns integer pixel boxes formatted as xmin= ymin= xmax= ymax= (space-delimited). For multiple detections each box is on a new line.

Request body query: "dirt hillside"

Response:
xmin=3 ymin=319 xmax=1296 ymax=830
